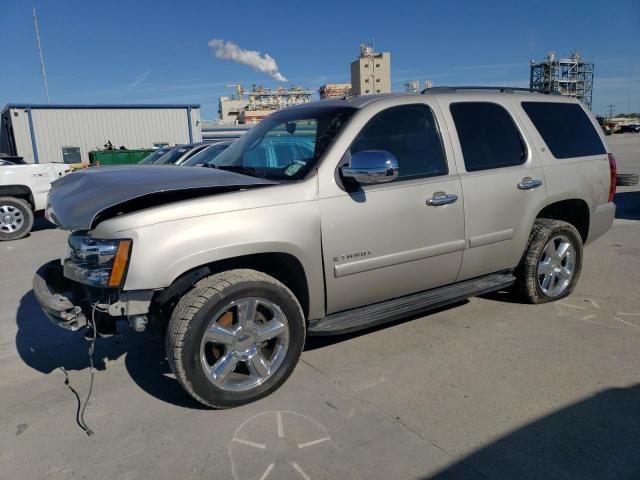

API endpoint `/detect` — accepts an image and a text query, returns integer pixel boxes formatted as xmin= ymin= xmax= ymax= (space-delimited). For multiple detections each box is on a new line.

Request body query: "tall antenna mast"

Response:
xmin=33 ymin=6 xmax=50 ymax=103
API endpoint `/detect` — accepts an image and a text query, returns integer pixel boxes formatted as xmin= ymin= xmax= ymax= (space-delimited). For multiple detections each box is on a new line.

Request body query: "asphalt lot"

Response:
xmin=1 ymin=134 xmax=639 ymax=480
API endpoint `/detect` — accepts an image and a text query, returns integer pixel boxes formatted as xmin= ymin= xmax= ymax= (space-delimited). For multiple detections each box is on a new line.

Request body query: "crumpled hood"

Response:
xmin=46 ymin=165 xmax=277 ymax=230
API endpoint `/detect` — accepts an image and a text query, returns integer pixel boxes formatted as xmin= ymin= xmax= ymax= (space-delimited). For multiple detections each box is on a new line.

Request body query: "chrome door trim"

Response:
xmin=333 ymin=239 xmax=466 ymax=278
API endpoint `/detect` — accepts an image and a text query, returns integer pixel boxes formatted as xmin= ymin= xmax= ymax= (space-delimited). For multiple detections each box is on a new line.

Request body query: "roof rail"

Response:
xmin=421 ymin=86 xmax=560 ymax=95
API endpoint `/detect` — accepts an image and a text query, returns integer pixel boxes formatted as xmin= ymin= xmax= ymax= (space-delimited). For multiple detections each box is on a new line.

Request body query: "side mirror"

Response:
xmin=341 ymin=150 xmax=399 ymax=184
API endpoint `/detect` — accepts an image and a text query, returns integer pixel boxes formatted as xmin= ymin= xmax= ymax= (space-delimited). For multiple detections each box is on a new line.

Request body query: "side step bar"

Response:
xmin=308 ymin=272 xmax=516 ymax=336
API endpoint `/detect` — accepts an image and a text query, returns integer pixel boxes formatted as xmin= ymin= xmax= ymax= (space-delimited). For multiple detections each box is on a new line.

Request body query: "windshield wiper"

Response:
xmin=211 ymin=165 xmax=263 ymax=177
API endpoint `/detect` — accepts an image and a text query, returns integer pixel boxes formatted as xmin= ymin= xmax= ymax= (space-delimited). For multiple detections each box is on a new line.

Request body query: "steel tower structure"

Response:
xmin=530 ymin=51 xmax=594 ymax=109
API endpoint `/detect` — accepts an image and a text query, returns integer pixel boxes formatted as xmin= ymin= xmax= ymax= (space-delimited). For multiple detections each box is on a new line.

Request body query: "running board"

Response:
xmin=308 ymin=272 xmax=516 ymax=336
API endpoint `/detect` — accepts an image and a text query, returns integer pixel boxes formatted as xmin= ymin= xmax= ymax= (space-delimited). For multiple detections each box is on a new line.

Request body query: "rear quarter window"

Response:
xmin=521 ymin=102 xmax=605 ymax=159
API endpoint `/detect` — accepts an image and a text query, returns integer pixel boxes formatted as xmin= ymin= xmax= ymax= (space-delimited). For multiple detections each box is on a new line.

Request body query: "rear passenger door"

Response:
xmin=438 ymin=98 xmax=548 ymax=281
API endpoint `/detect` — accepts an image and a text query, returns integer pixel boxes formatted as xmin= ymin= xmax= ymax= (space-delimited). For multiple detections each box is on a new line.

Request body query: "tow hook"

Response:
xmin=129 ymin=315 xmax=148 ymax=332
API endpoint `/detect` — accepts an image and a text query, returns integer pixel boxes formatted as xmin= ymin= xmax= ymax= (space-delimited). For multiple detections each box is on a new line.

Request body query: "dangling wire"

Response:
xmin=61 ymin=302 xmax=109 ymax=436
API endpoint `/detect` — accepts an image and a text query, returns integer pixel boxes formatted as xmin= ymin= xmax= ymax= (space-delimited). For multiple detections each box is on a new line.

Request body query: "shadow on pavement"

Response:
xmin=15 ymin=290 xmax=207 ymax=409
xmin=478 ymin=289 xmax=524 ymax=304
xmin=32 ymin=215 xmax=57 ymax=232
xmin=304 ymin=300 xmax=469 ymax=351
xmin=614 ymin=191 xmax=640 ymax=220
xmin=423 ymin=384 xmax=640 ymax=480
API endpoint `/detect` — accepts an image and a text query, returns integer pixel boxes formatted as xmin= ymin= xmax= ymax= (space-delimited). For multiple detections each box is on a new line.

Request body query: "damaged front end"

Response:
xmin=33 ymin=232 xmax=154 ymax=333
xmin=45 ymin=164 xmax=277 ymax=230
xmin=34 ymin=260 xmax=155 ymax=333
xmin=33 ymin=260 xmax=88 ymax=331
xmin=34 ymin=164 xmax=278 ymax=333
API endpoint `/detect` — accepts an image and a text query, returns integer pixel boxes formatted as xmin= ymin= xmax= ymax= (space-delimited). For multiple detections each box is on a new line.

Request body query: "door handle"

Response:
xmin=517 ymin=178 xmax=543 ymax=190
xmin=427 ymin=193 xmax=458 ymax=206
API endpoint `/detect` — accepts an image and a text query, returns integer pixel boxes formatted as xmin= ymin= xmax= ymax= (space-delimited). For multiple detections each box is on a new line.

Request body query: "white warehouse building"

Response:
xmin=0 ymin=103 xmax=202 ymax=164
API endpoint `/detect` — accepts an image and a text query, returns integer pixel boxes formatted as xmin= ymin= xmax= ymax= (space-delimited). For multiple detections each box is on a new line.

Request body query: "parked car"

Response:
xmin=0 ymin=161 xmax=71 ymax=240
xmin=240 ymin=135 xmax=315 ymax=168
xmin=618 ymin=124 xmax=640 ymax=133
xmin=34 ymin=88 xmax=616 ymax=408
xmin=0 ymin=154 xmax=26 ymax=165
xmin=138 ymin=147 xmax=172 ymax=165
xmin=181 ymin=141 xmax=233 ymax=167
xmin=152 ymin=143 xmax=209 ymax=166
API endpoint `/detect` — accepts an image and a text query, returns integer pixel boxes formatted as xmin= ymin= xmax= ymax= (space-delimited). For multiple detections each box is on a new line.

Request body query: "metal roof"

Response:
xmin=1 ymin=103 xmax=200 ymax=114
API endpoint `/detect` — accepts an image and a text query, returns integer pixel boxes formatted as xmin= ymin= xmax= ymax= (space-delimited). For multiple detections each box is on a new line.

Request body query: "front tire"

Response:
xmin=166 ymin=269 xmax=306 ymax=408
xmin=0 ymin=197 xmax=34 ymax=241
xmin=515 ymin=219 xmax=583 ymax=304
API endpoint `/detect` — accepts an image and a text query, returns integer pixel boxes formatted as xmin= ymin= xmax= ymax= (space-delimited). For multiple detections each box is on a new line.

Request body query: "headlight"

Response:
xmin=64 ymin=233 xmax=132 ymax=288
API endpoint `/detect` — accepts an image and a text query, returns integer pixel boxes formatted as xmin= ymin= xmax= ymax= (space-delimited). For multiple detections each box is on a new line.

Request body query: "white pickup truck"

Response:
xmin=0 ymin=158 xmax=71 ymax=240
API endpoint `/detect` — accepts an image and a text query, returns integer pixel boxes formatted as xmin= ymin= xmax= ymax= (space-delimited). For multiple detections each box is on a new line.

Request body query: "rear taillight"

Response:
xmin=608 ymin=153 xmax=617 ymax=203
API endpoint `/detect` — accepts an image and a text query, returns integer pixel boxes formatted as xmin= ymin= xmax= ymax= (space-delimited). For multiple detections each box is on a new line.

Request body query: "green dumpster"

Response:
xmin=89 ymin=149 xmax=155 ymax=166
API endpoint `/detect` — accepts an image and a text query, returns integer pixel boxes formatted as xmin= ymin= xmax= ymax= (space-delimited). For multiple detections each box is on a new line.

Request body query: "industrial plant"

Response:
xmin=530 ymin=51 xmax=595 ymax=109
xmin=350 ymin=43 xmax=392 ymax=96
xmin=218 ymin=84 xmax=313 ymax=125
xmin=319 ymin=83 xmax=352 ymax=99
xmin=219 ymin=43 xmax=392 ymax=124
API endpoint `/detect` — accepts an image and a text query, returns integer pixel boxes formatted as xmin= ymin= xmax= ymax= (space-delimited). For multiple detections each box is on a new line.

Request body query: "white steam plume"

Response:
xmin=208 ymin=39 xmax=288 ymax=82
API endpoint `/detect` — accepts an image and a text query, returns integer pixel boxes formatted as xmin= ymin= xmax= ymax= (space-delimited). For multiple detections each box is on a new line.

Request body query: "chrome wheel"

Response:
xmin=200 ymin=297 xmax=290 ymax=392
xmin=537 ymin=235 xmax=576 ymax=297
xmin=0 ymin=204 xmax=24 ymax=233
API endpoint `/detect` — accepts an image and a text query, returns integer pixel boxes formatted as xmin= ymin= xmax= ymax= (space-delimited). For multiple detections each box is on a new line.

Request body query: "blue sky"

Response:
xmin=1 ymin=0 xmax=638 ymax=119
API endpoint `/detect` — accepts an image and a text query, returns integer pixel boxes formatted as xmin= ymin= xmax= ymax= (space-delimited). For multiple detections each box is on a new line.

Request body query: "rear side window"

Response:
xmin=351 ymin=104 xmax=447 ymax=179
xmin=521 ymin=102 xmax=605 ymax=159
xmin=450 ymin=102 xmax=526 ymax=172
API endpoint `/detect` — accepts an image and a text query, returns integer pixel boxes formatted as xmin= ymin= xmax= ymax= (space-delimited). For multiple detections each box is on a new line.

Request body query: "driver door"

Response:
xmin=319 ymin=103 xmax=465 ymax=314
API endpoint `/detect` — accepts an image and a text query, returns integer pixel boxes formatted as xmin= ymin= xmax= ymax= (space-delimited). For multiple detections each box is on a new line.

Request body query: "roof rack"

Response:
xmin=420 ymin=86 xmax=560 ymax=95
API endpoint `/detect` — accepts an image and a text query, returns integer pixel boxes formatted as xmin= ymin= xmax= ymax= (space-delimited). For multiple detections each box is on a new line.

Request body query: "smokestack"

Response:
xmin=209 ymin=39 xmax=288 ymax=82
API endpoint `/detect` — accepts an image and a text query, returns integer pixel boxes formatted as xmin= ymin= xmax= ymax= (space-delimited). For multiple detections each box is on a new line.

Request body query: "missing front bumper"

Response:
xmin=33 ymin=260 xmax=155 ymax=332
xmin=33 ymin=260 xmax=87 ymax=331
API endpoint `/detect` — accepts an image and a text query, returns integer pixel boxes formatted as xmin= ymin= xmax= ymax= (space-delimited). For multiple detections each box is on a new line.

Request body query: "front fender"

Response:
xmin=110 ymin=201 xmax=325 ymax=320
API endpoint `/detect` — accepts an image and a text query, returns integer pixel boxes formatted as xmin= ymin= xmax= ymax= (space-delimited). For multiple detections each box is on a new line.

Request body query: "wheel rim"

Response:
xmin=0 ymin=205 xmax=24 ymax=233
xmin=537 ymin=235 xmax=576 ymax=297
xmin=200 ymin=297 xmax=290 ymax=392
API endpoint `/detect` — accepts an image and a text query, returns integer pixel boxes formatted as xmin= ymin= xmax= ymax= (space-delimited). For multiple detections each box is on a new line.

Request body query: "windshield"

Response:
xmin=182 ymin=142 xmax=231 ymax=167
xmin=138 ymin=149 xmax=169 ymax=164
xmin=153 ymin=146 xmax=193 ymax=165
xmin=211 ymin=106 xmax=355 ymax=180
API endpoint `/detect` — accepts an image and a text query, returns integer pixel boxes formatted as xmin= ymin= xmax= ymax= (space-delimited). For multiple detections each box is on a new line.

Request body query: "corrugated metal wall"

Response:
xmin=6 ymin=110 xmax=33 ymax=161
xmin=10 ymin=107 xmax=202 ymax=164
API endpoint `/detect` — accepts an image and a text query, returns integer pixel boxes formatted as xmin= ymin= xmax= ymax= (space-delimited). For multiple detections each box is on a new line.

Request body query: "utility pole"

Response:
xmin=628 ymin=69 xmax=633 ymax=115
xmin=607 ymin=104 xmax=615 ymax=119
xmin=33 ymin=7 xmax=50 ymax=103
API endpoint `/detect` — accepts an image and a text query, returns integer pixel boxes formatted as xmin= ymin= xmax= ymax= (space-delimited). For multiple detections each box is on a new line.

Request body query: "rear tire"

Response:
xmin=0 ymin=197 xmax=34 ymax=241
xmin=515 ymin=219 xmax=583 ymax=304
xmin=166 ymin=269 xmax=306 ymax=408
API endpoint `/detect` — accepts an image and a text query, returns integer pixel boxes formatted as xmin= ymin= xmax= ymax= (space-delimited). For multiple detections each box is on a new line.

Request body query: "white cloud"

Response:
xmin=129 ymin=70 xmax=151 ymax=89
xmin=208 ymin=39 xmax=288 ymax=82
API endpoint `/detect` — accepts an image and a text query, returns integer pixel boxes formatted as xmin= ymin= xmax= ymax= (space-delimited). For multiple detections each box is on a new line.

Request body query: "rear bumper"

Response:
xmin=33 ymin=260 xmax=87 ymax=331
xmin=586 ymin=202 xmax=616 ymax=245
